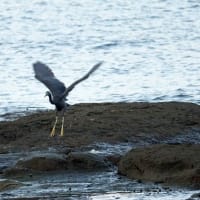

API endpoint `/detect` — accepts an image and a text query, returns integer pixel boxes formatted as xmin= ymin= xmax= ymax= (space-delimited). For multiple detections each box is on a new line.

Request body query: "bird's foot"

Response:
xmin=50 ymin=126 xmax=56 ymax=137
xmin=50 ymin=116 xmax=58 ymax=137
xmin=60 ymin=125 xmax=64 ymax=137
xmin=60 ymin=117 xmax=64 ymax=136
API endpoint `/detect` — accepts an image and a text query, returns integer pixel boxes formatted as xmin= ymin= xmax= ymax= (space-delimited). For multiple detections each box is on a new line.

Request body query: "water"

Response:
xmin=0 ymin=148 xmax=199 ymax=200
xmin=1 ymin=171 xmax=198 ymax=200
xmin=0 ymin=0 xmax=200 ymax=116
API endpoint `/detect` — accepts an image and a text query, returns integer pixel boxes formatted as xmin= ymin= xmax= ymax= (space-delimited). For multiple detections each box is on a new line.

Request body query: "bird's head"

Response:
xmin=45 ymin=91 xmax=54 ymax=104
xmin=44 ymin=91 xmax=51 ymax=97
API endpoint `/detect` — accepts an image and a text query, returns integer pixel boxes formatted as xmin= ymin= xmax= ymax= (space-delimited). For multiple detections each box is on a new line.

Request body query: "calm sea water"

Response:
xmin=0 ymin=0 xmax=200 ymax=115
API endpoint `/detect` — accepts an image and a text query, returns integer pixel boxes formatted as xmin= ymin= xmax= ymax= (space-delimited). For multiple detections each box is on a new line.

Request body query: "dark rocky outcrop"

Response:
xmin=1 ymin=102 xmax=200 ymax=149
xmin=16 ymin=154 xmax=67 ymax=171
xmin=3 ymin=151 xmax=111 ymax=178
xmin=65 ymin=152 xmax=110 ymax=170
xmin=118 ymin=144 xmax=200 ymax=188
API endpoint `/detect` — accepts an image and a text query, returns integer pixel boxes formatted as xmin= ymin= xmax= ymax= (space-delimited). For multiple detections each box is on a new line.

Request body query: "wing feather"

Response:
xmin=33 ymin=61 xmax=66 ymax=98
xmin=33 ymin=61 xmax=103 ymax=100
xmin=62 ymin=61 xmax=103 ymax=97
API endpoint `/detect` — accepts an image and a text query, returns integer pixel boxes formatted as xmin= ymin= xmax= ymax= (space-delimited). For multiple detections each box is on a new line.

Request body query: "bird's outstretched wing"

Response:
xmin=33 ymin=61 xmax=66 ymax=98
xmin=62 ymin=61 xmax=103 ymax=98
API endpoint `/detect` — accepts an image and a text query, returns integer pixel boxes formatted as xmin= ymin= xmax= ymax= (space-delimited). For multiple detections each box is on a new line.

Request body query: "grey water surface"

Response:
xmin=0 ymin=0 xmax=200 ymax=116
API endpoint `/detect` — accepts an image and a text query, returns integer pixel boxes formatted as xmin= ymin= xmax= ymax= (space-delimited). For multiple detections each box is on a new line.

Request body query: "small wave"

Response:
xmin=172 ymin=94 xmax=192 ymax=99
xmin=152 ymin=95 xmax=169 ymax=101
xmin=93 ymin=42 xmax=119 ymax=50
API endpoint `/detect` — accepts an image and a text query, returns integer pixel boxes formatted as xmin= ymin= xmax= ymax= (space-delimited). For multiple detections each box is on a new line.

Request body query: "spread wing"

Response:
xmin=62 ymin=61 xmax=103 ymax=98
xmin=33 ymin=61 xmax=66 ymax=98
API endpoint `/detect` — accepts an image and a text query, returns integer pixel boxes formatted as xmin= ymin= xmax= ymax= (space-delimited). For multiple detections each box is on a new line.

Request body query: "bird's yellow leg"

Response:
xmin=50 ymin=116 xmax=58 ymax=137
xmin=60 ymin=116 xmax=64 ymax=136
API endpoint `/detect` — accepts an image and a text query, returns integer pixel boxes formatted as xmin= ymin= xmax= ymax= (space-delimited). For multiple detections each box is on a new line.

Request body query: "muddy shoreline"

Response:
xmin=0 ymin=102 xmax=200 ymax=199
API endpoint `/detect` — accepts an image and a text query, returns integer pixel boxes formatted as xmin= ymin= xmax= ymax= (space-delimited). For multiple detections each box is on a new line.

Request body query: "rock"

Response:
xmin=3 ymin=151 xmax=110 ymax=177
xmin=1 ymin=102 xmax=200 ymax=149
xmin=118 ymin=144 xmax=200 ymax=188
xmin=65 ymin=152 xmax=110 ymax=170
xmin=0 ymin=179 xmax=24 ymax=191
xmin=3 ymin=153 xmax=67 ymax=177
xmin=3 ymin=167 xmax=32 ymax=178
xmin=15 ymin=154 xmax=67 ymax=171
xmin=16 ymin=152 xmax=110 ymax=171
xmin=186 ymin=192 xmax=200 ymax=200
xmin=106 ymin=155 xmax=121 ymax=166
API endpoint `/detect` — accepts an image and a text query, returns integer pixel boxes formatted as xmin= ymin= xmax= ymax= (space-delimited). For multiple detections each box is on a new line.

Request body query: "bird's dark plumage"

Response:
xmin=63 ymin=61 xmax=103 ymax=97
xmin=33 ymin=62 xmax=66 ymax=100
xmin=33 ymin=61 xmax=102 ymax=109
xmin=33 ymin=61 xmax=102 ymax=136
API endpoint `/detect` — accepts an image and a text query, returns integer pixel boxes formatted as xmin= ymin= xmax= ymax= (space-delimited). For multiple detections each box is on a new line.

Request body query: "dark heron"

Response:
xmin=33 ymin=61 xmax=103 ymax=137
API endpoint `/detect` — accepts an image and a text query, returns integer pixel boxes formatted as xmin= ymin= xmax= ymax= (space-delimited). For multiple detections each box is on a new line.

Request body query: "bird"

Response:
xmin=33 ymin=61 xmax=103 ymax=137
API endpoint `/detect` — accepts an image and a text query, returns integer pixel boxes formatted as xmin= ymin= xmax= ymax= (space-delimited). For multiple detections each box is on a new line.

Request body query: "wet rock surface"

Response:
xmin=0 ymin=179 xmax=24 ymax=192
xmin=15 ymin=154 xmax=67 ymax=172
xmin=1 ymin=102 xmax=200 ymax=149
xmin=0 ymin=102 xmax=200 ymax=199
xmin=2 ymin=151 xmax=111 ymax=179
xmin=118 ymin=144 xmax=200 ymax=188
xmin=187 ymin=192 xmax=200 ymax=200
xmin=65 ymin=152 xmax=111 ymax=170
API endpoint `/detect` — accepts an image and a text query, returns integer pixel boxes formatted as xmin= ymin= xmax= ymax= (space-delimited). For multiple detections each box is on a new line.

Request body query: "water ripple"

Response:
xmin=0 ymin=0 xmax=200 ymax=116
